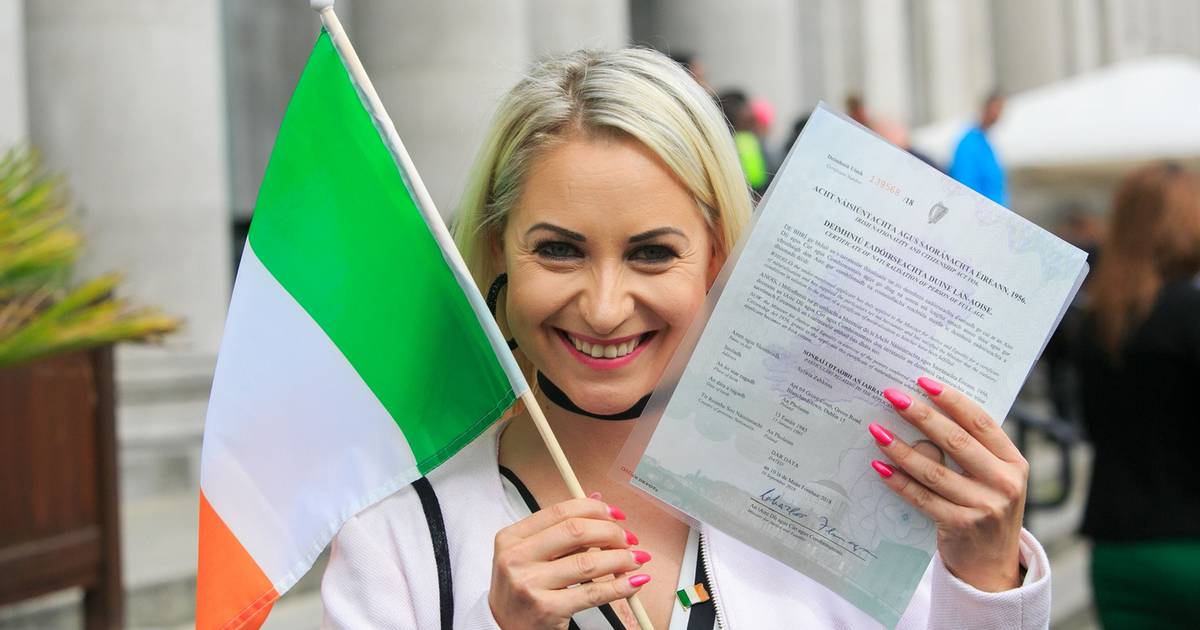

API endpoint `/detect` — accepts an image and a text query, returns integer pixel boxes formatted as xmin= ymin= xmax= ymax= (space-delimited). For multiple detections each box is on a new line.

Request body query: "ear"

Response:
xmin=490 ymin=226 xmax=507 ymax=274
xmin=706 ymin=241 xmax=725 ymax=292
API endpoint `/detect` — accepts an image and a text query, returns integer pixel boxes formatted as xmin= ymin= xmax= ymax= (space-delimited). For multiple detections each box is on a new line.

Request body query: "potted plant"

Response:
xmin=0 ymin=145 xmax=179 ymax=629
xmin=0 ymin=146 xmax=179 ymax=366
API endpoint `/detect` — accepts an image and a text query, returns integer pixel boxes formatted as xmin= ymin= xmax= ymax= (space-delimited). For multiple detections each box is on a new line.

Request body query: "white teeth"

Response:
xmin=567 ymin=333 xmax=645 ymax=359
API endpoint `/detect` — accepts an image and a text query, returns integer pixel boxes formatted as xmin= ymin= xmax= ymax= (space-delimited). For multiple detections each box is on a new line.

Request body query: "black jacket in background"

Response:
xmin=1078 ymin=277 xmax=1200 ymax=541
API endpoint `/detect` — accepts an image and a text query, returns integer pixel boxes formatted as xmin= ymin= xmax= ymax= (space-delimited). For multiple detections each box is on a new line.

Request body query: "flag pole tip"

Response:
xmin=310 ymin=0 xmax=335 ymax=12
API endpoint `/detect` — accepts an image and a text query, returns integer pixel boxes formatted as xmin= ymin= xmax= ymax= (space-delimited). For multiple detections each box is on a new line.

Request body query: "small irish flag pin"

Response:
xmin=676 ymin=582 xmax=711 ymax=608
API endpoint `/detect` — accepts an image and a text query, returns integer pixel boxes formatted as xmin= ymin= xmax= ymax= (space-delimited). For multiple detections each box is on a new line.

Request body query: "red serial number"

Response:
xmin=869 ymin=175 xmax=901 ymax=196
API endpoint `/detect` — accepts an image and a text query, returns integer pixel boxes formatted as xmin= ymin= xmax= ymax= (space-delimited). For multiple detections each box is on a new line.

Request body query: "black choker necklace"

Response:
xmin=536 ymin=372 xmax=651 ymax=421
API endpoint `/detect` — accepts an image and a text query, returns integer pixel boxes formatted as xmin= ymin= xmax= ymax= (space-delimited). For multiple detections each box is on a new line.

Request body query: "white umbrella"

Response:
xmin=912 ymin=56 xmax=1200 ymax=171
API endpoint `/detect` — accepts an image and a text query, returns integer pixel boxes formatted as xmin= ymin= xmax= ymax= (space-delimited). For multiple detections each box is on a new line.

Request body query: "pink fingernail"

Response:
xmin=628 ymin=574 xmax=652 ymax=587
xmin=631 ymin=549 xmax=652 ymax=564
xmin=588 ymin=491 xmax=603 ymax=500
xmin=868 ymin=422 xmax=894 ymax=446
xmin=625 ymin=529 xmax=639 ymax=545
xmin=883 ymin=388 xmax=912 ymax=410
xmin=917 ymin=376 xmax=944 ymax=396
xmin=871 ymin=460 xmax=895 ymax=478
xmin=608 ymin=505 xmax=627 ymax=521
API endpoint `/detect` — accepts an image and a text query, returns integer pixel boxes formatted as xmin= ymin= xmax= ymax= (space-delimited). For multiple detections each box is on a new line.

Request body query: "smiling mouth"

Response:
xmin=556 ymin=329 xmax=657 ymax=360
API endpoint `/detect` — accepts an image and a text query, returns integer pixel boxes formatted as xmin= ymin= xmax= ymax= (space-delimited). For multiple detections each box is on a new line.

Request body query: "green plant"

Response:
xmin=0 ymin=146 xmax=179 ymax=368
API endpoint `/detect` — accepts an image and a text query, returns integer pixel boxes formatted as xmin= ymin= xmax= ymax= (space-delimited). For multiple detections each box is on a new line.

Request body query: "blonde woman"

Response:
xmin=321 ymin=48 xmax=1051 ymax=629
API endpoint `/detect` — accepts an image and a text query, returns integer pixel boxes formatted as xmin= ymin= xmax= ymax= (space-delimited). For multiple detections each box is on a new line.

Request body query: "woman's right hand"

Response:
xmin=489 ymin=494 xmax=652 ymax=629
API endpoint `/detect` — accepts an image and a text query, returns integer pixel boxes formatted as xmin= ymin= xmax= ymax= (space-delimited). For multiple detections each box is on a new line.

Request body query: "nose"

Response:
xmin=578 ymin=269 xmax=633 ymax=336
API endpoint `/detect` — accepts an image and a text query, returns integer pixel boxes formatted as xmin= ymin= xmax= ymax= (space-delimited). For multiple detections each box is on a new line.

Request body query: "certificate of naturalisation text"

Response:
xmin=616 ymin=105 xmax=1088 ymax=627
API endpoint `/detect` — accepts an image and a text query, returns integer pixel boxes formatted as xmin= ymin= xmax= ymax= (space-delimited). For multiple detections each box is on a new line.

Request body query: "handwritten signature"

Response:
xmin=760 ymin=487 xmax=809 ymax=519
xmin=757 ymin=488 xmax=879 ymax=560
xmin=816 ymin=516 xmax=878 ymax=559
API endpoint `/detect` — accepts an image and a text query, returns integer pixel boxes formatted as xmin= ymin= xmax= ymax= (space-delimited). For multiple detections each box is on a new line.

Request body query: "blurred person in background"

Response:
xmin=782 ymin=111 xmax=811 ymax=151
xmin=1076 ymin=162 xmax=1200 ymax=629
xmin=669 ymin=52 xmax=712 ymax=95
xmin=718 ymin=89 xmax=770 ymax=197
xmin=749 ymin=97 xmax=780 ymax=182
xmin=1042 ymin=202 xmax=1105 ymax=421
xmin=949 ymin=92 xmax=1008 ymax=207
xmin=783 ymin=112 xmax=811 ymax=157
xmin=873 ymin=117 xmax=940 ymax=171
xmin=1055 ymin=204 xmax=1106 ymax=266
xmin=845 ymin=93 xmax=871 ymax=129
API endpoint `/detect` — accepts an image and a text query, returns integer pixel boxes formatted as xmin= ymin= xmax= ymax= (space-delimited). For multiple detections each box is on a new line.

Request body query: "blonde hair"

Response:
xmin=452 ymin=47 xmax=753 ymax=293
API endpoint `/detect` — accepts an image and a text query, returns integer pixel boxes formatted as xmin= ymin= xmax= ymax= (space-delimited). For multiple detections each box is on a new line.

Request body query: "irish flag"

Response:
xmin=195 ymin=18 xmax=528 ymax=630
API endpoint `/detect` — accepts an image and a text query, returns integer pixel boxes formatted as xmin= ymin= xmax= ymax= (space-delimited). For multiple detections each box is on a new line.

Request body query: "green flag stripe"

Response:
xmin=248 ymin=31 xmax=514 ymax=472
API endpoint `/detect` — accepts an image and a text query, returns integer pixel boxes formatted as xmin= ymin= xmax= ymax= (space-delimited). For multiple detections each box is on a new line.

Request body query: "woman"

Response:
xmin=321 ymin=47 xmax=1050 ymax=629
xmin=1077 ymin=162 xmax=1200 ymax=629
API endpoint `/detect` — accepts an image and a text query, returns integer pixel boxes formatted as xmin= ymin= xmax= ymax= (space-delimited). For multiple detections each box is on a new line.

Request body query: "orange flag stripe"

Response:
xmin=196 ymin=491 xmax=278 ymax=630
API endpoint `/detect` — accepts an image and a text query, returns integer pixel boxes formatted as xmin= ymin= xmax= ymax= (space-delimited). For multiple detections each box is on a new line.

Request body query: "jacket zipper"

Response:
xmin=698 ymin=530 xmax=728 ymax=629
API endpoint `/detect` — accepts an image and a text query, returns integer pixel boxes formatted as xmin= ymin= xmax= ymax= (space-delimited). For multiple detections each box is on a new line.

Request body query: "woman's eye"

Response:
xmin=534 ymin=241 xmax=582 ymax=260
xmin=628 ymin=245 xmax=678 ymax=263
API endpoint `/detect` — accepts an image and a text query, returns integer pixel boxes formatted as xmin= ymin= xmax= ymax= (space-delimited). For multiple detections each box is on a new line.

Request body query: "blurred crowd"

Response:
xmin=681 ymin=51 xmax=1200 ymax=630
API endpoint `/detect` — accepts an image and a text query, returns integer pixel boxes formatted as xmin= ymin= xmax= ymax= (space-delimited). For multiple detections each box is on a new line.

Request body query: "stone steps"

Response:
xmin=1026 ymin=435 xmax=1099 ymax=630
xmin=1045 ymin=537 xmax=1098 ymax=629
xmin=115 ymin=350 xmax=212 ymax=504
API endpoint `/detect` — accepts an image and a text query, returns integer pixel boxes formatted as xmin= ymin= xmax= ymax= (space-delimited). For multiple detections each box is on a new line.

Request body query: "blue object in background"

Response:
xmin=950 ymin=126 xmax=1008 ymax=207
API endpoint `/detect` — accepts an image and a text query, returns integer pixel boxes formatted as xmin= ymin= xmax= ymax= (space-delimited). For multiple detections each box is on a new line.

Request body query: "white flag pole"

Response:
xmin=310 ymin=2 xmax=655 ymax=628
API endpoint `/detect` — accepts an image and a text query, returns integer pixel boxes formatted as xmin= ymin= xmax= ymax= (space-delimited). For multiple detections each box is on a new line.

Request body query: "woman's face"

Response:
xmin=497 ymin=134 xmax=721 ymax=414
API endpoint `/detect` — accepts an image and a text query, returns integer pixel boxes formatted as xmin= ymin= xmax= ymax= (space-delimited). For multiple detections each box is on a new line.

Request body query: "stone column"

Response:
xmin=225 ymin=0 xmax=324 ymax=225
xmin=1102 ymin=0 xmax=1143 ymax=62
xmin=991 ymin=0 xmax=1069 ymax=93
xmin=1150 ymin=0 xmax=1200 ymax=57
xmin=350 ymin=0 xmax=531 ymax=220
xmin=860 ymin=0 xmax=914 ymax=124
xmin=1065 ymin=0 xmax=1102 ymax=73
xmin=797 ymin=0 xmax=866 ymax=115
xmin=527 ymin=0 xmax=629 ymax=56
xmin=0 ymin=0 xmax=26 ymax=148
xmin=642 ymin=0 xmax=804 ymax=149
xmin=916 ymin=0 xmax=996 ymax=122
xmin=24 ymin=0 xmax=232 ymax=358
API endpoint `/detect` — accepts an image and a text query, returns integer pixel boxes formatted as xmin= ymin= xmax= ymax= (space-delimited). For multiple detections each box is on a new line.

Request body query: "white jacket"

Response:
xmin=321 ymin=423 xmax=1051 ymax=629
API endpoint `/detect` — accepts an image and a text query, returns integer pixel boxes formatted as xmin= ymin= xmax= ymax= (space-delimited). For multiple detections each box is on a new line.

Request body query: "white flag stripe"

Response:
xmin=201 ymin=243 xmax=420 ymax=587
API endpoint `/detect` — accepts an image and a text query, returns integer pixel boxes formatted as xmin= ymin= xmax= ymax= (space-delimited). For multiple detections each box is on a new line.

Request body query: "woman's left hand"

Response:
xmin=868 ymin=376 xmax=1027 ymax=592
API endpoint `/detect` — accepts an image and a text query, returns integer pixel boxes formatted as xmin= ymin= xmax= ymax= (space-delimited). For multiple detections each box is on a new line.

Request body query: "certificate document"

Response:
xmin=616 ymin=104 xmax=1087 ymax=627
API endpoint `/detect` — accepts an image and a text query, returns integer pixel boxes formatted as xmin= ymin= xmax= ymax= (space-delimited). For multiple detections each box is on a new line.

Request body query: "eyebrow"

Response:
xmin=523 ymin=223 xmax=688 ymax=244
xmin=525 ymin=222 xmax=586 ymax=242
xmin=629 ymin=227 xmax=687 ymax=243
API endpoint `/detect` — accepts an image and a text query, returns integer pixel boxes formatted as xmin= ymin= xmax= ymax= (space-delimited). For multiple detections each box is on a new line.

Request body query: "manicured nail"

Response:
xmin=625 ymin=529 xmax=639 ymax=545
xmin=917 ymin=376 xmax=944 ymax=396
xmin=588 ymin=491 xmax=603 ymax=500
xmin=608 ymin=505 xmax=627 ymax=521
xmin=868 ymin=422 xmax=894 ymax=446
xmin=631 ymin=549 xmax=652 ymax=564
xmin=871 ymin=460 xmax=895 ymax=478
xmin=628 ymin=574 xmax=652 ymax=587
xmin=883 ymin=388 xmax=912 ymax=410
